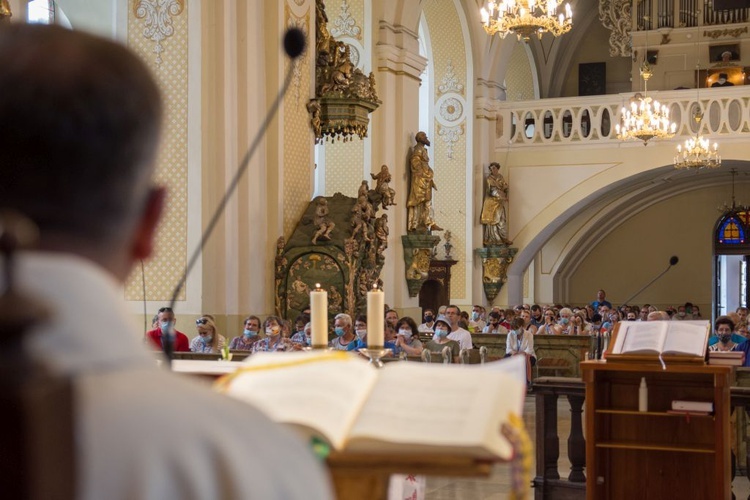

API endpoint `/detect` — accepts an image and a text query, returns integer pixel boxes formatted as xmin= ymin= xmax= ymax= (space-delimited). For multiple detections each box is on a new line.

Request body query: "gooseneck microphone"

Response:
xmin=620 ymin=255 xmax=679 ymax=306
xmin=161 ymin=28 xmax=306 ymax=365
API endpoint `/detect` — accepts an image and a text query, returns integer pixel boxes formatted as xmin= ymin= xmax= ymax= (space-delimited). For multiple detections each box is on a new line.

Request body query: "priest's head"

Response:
xmin=0 ymin=23 xmax=165 ymax=281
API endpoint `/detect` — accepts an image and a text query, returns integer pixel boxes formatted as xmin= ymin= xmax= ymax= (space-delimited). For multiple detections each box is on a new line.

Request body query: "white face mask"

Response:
xmin=398 ymin=329 xmax=412 ymax=340
xmin=355 ymin=328 xmax=366 ymax=339
xmin=266 ymin=325 xmax=280 ymax=335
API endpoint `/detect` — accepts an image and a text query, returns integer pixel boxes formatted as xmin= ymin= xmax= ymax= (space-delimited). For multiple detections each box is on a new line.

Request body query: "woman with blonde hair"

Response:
xmin=190 ymin=314 xmax=226 ymax=353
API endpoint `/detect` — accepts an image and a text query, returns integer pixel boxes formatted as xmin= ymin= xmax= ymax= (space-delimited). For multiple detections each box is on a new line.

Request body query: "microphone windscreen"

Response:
xmin=283 ymin=28 xmax=306 ymax=59
xmin=669 ymin=256 xmax=679 ymax=266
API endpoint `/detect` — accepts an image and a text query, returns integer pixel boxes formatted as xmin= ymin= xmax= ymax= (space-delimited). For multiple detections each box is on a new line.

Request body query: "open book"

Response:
xmin=216 ymin=351 xmax=527 ymax=460
xmin=609 ymin=320 xmax=710 ymax=358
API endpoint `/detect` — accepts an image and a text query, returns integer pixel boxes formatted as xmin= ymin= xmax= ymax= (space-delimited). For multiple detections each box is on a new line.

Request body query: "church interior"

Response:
xmin=9 ymin=0 xmax=750 ymax=498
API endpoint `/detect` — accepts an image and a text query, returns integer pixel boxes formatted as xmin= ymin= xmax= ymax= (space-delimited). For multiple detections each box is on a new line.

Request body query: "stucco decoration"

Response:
xmin=134 ymin=0 xmax=185 ymax=66
xmin=598 ymin=0 xmax=631 ymax=57
xmin=287 ymin=8 xmax=309 ymax=107
xmin=435 ymin=61 xmax=466 ymax=160
xmin=330 ymin=0 xmax=361 ymax=39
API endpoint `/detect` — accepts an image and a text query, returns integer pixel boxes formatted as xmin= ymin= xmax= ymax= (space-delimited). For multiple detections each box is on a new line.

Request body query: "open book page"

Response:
xmin=470 ymin=353 xmax=527 ymax=384
xmin=346 ymin=358 xmax=525 ymax=459
xmin=662 ymin=320 xmax=710 ymax=356
xmin=617 ymin=321 xmax=667 ymax=354
xmin=218 ymin=351 xmax=379 ymax=450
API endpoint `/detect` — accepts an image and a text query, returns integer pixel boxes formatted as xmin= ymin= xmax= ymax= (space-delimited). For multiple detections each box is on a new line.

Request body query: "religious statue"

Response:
xmin=311 ymin=197 xmax=335 ymax=244
xmin=350 ymin=201 xmax=370 ymax=242
xmin=374 ymin=214 xmax=389 ymax=261
xmin=480 ymin=162 xmax=512 ymax=246
xmin=371 ymin=164 xmax=396 ymax=210
xmin=306 ymin=100 xmax=322 ymax=141
xmin=407 ymin=132 xmax=442 ymax=233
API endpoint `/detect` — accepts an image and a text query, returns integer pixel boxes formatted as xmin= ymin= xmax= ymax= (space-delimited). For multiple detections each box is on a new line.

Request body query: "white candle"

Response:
xmin=310 ymin=284 xmax=328 ymax=348
xmin=367 ymin=285 xmax=384 ymax=348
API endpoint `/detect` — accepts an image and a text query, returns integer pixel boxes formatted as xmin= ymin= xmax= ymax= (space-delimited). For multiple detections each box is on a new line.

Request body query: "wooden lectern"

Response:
xmin=582 ymin=360 xmax=731 ymax=500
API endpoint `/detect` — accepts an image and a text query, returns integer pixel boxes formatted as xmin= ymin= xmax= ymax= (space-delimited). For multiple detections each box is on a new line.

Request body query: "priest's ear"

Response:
xmin=131 ymin=186 xmax=166 ymax=261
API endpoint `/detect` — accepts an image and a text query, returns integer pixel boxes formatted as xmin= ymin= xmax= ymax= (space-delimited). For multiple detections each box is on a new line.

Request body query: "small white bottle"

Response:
xmin=638 ymin=377 xmax=648 ymax=412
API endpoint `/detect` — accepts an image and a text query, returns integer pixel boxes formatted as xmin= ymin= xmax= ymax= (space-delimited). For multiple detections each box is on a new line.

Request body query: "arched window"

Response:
xmin=714 ymin=209 xmax=750 ymax=317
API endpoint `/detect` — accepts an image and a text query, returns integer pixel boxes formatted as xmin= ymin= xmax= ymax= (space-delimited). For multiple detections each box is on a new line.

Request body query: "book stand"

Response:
xmin=326 ymin=452 xmax=494 ymax=500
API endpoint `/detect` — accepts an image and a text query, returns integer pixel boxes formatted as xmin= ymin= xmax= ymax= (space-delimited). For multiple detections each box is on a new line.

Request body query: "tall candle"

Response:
xmin=367 ymin=285 xmax=384 ymax=348
xmin=310 ymin=284 xmax=328 ymax=348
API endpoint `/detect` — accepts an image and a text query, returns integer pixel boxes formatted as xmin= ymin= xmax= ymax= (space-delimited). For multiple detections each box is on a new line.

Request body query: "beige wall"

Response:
xmin=565 ymin=183 xmax=736 ymax=311
xmin=561 ymin=20 xmax=630 ymax=97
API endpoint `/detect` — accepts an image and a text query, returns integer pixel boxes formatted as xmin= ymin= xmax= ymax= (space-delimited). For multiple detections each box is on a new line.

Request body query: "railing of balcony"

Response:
xmin=496 ymin=86 xmax=750 ymax=147
xmin=634 ymin=0 xmax=750 ymax=29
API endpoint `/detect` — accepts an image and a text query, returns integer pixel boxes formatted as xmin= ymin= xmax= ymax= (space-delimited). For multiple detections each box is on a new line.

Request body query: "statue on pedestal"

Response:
xmin=407 ymin=132 xmax=442 ymax=233
xmin=480 ymin=162 xmax=512 ymax=246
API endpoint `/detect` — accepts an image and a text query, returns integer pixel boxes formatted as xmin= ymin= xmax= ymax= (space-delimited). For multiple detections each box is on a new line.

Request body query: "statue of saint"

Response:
xmin=480 ymin=162 xmax=512 ymax=246
xmin=407 ymin=132 xmax=442 ymax=233
xmin=312 ymin=197 xmax=335 ymax=244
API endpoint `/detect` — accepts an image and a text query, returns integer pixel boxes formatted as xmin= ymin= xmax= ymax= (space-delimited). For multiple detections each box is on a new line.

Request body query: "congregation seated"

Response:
xmin=252 ymin=315 xmax=296 ymax=352
xmin=424 ymin=315 xmax=460 ymax=360
xmin=330 ymin=313 xmax=357 ymax=351
xmin=290 ymin=321 xmax=312 ymax=347
xmin=144 ymin=306 xmax=190 ymax=352
xmin=346 ymin=315 xmax=369 ymax=351
xmin=708 ymin=315 xmax=746 ymax=349
xmin=229 ymin=314 xmax=262 ymax=351
xmin=190 ymin=315 xmax=226 ymax=353
xmin=482 ymin=311 xmax=508 ymax=334
xmin=392 ymin=316 xmax=423 ymax=356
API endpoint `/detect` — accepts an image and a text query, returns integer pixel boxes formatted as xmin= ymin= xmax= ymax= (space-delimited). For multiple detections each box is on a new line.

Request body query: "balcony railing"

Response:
xmin=496 ymin=86 xmax=750 ymax=147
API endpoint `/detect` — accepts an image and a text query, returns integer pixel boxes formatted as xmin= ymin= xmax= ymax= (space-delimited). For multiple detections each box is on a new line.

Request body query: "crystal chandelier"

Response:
xmin=480 ymin=0 xmax=572 ymax=42
xmin=674 ymin=64 xmax=721 ymax=170
xmin=616 ymin=61 xmax=676 ymax=144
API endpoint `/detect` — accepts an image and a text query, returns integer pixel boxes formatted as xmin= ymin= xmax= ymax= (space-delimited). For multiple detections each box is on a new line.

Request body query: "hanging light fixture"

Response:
xmin=480 ymin=0 xmax=572 ymax=42
xmin=616 ymin=19 xmax=676 ymax=145
xmin=674 ymin=64 xmax=721 ymax=170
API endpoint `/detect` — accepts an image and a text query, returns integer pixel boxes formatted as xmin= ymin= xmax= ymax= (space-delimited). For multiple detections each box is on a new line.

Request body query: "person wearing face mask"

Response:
xmin=553 ymin=307 xmax=574 ymax=335
xmin=707 ymin=316 xmax=746 ymax=347
xmin=252 ymin=316 xmax=294 ymax=352
xmin=190 ymin=315 xmax=226 ymax=353
xmin=482 ymin=311 xmax=508 ymax=334
xmin=505 ymin=317 xmax=536 ymax=389
xmin=709 ymin=317 xmax=740 ymax=352
xmin=424 ymin=316 xmax=460 ymax=360
xmin=144 ymin=306 xmax=190 ymax=352
xmin=229 ymin=315 xmax=262 ymax=351
xmin=469 ymin=305 xmax=486 ymax=333
xmin=392 ymin=317 xmax=423 ymax=356
xmin=329 ymin=313 xmax=357 ymax=350
xmin=418 ymin=308 xmax=436 ymax=333
xmin=291 ymin=319 xmax=312 ymax=347
xmin=346 ymin=315 xmax=369 ymax=351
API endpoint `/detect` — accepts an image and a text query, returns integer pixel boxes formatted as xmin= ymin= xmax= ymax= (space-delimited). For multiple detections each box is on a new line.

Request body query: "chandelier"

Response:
xmin=616 ymin=61 xmax=676 ymax=144
xmin=480 ymin=0 xmax=572 ymax=41
xmin=674 ymin=64 xmax=721 ymax=170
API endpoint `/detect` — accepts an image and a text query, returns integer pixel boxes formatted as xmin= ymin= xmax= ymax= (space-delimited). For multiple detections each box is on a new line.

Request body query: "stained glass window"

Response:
xmin=718 ymin=216 xmax=745 ymax=244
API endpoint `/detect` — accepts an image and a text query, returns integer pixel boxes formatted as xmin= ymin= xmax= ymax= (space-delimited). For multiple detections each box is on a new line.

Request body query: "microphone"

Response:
xmin=620 ymin=255 xmax=679 ymax=306
xmin=161 ymin=28 xmax=306 ymax=365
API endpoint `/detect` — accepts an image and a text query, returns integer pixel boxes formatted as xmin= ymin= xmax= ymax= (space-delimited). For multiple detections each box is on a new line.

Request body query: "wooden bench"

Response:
xmin=535 ymin=357 xmax=573 ymax=377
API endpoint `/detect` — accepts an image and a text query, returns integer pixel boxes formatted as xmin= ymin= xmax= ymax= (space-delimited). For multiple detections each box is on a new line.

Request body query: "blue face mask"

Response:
xmin=560 ymin=318 xmax=569 ymax=325
xmin=159 ymin=321 xmax=172 ymax=332
xmin=472 ymin=312 xmax=480 ymax=321
xmin=243 ymin=329 xmax=256 ymax=337
xmin=334 ymin=327 xmax=345 ymax=337
xmin=601 ymin=322 xmax=612 ymax=330
xmin=202 ymin=335 xmax=213 ymax=343
xmin=434 ymin=328 xmax=448 ymax=338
